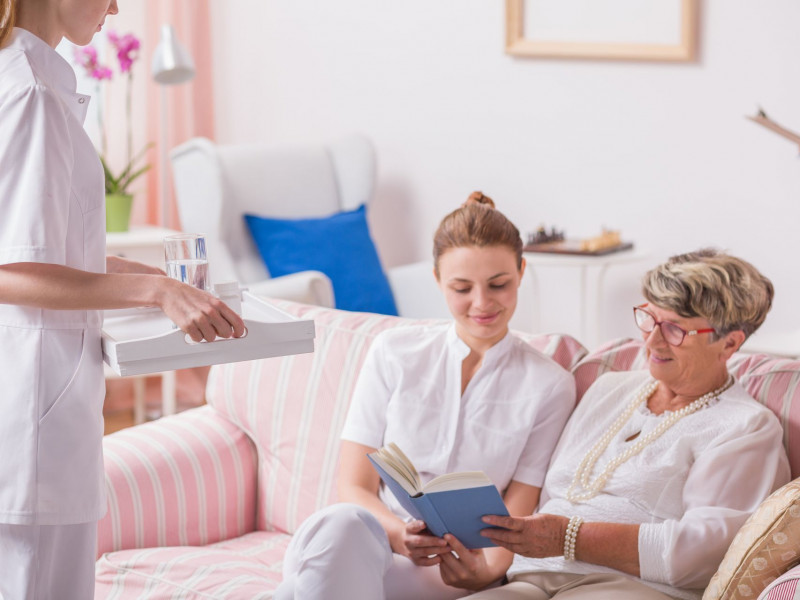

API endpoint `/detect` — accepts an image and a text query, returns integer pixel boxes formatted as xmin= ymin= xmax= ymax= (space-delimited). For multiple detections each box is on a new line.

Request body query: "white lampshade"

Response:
xmin=151 ymin=25 xmax=195 ymax=85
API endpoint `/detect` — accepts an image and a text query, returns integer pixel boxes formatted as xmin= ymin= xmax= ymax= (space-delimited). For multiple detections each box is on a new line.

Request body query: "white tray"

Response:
xmin=102 ymin=292 xmax=315 ymax=376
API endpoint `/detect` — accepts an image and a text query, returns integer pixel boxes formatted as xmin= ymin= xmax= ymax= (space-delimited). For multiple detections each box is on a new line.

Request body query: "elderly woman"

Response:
xmin=457 ymin=249 xmax=791 ymax=600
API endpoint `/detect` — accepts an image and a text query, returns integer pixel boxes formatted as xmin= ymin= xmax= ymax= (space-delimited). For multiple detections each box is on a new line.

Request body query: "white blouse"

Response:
xmin=0 ymin=28 xmax=105 ymax=328
xmin=341 ymin=323 xmax=577 ymax=520
xmin=508 ymin=370 xmax=791 ymax=600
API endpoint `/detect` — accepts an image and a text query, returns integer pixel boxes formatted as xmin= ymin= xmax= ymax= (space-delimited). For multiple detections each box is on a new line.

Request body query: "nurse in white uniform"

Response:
xmin=0 ymin=2 xmax=245 ymax=598
xmin=276 ymin=193 xmax=577 ymax=600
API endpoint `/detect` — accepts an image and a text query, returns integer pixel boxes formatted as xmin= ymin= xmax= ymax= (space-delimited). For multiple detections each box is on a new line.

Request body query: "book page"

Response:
xmin=424 ymin=471 xmax=494 ymax=494
xmin=385 ymin=443 xmax=421 ymax=489
xmin=369 ymin=453 xmax=418 ymax=496
xmin=370 ymin=443 xmax=422 ymax=495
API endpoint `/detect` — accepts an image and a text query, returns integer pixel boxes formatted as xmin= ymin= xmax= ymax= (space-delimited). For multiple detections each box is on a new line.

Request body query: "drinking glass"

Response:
xmin=164 ymin=233 xmax=210 ymax=291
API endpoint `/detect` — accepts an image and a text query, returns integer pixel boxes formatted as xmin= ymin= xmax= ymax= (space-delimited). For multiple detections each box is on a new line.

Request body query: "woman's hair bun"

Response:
xmin=463 ymin=191 xmax=496 ymax=209
xmin=434 ymin=190 xmax=522 ymax=277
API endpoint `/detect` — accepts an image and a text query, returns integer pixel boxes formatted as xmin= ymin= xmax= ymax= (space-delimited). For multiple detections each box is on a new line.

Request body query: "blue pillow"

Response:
xmin=245 ymin=205 xmax=398 ymax=316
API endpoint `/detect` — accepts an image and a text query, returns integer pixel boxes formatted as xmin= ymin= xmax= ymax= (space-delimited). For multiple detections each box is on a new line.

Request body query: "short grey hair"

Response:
xmin=641 ymin=248 xmax=773 ymax=339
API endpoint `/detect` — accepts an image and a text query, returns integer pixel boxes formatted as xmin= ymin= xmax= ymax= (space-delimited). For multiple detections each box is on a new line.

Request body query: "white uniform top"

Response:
xmin=509 ymin=370 xmax=791 ymax=600
xmin=340 ymin=323 xmax=577 ymax=520
xmin=0 ymin=28 xmax=107 ymax=525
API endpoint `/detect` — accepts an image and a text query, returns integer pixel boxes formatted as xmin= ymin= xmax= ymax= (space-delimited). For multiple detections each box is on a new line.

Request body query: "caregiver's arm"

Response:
xmin=106 ymin=255 xmax=165 ymax=275
xmin=0 ymin=262 xmax=244 ymax=342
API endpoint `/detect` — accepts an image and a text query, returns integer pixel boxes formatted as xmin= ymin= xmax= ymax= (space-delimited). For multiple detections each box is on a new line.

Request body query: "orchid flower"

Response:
xmin=74 ymin=31 xmax=150 ymax=196
xmin=107 ymin=31 xmax=141 ymax=74
xmin=73 ymin=45 xmax=113 ymax=81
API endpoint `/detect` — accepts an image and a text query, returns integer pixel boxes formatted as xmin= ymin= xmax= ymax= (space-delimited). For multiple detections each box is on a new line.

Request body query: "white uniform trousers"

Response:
xmin=0 ymin=522 xmax=97 ymax=600
xmin=276 ymin=503 xmax=471 ymax=600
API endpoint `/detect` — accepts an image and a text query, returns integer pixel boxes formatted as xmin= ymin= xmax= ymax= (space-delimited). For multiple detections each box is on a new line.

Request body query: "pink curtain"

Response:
xmin=130 ymin=0 xmax=215 ymax=229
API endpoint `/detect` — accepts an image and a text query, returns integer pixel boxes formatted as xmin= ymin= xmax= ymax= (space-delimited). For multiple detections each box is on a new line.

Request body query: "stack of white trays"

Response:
xmin=102 ymin=292 xmax=315 ymax=377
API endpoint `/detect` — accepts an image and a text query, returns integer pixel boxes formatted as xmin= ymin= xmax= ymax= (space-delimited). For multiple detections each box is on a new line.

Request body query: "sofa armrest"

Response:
xmin=248 ymin=270 xmax=335 ymax=308
xmin=97 ymin=405 xmax=259 ymax=558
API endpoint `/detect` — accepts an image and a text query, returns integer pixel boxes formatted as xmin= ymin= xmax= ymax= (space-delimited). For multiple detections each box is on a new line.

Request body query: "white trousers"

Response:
xmin=276 ymin=503 xmax=471 ymax=600
xmin=0 ymin=522 xmax=97 ymax=600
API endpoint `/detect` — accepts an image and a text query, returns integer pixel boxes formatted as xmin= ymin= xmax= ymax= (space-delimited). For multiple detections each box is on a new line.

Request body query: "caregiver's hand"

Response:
xmin=157 ymin=277 xmax=246 ymax=343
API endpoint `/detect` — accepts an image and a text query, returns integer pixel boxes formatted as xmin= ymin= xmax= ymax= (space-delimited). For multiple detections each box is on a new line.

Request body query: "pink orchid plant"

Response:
xmin=73 ymin=45 xmax=113 ymax=81
xmin=108 ymin=31 xmax=140 ymax=73
xmin=74 ymin=31 xmax=151 ymax=196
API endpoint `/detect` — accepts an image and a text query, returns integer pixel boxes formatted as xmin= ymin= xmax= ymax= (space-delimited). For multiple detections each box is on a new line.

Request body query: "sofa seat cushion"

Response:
xmin=95 ymin=531 xmax=290 ymax=598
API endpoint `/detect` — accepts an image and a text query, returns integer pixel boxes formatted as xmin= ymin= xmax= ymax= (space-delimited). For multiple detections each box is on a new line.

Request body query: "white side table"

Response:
xmin=106 ymin=226 xmax=180 ymax=423
xmin=523 ymin=248 xmax=651 ymax=348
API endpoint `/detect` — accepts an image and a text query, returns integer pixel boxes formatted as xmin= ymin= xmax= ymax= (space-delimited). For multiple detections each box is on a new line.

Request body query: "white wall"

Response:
xmin=209 ymin=0 xmax=800 ymax=347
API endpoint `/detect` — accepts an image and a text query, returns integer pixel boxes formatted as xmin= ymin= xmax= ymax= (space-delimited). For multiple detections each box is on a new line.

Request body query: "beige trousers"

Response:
xmin=466 ymin=571 xmax=680 ymax=600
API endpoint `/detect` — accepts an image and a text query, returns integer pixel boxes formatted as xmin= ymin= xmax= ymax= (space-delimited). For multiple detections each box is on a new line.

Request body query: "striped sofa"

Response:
xmin=94 ymin=301 xmax=800 ymax=599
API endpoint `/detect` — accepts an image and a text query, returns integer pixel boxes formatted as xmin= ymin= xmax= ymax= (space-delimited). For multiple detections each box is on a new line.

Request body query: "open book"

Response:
xmin=367 ymin=443 xmax=509 ymax=549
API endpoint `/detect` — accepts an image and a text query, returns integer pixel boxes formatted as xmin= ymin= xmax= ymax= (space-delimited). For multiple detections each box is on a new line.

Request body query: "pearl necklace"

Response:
xmin=565 ymin=375 xmax=735 ymax=504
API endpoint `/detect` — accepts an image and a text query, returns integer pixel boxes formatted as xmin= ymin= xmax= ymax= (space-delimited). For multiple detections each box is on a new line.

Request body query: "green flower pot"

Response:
xmin=106 ymin=193 xmax=133 ymax=232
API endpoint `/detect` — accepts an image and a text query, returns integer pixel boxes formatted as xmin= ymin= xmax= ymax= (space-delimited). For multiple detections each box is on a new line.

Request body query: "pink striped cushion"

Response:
xmin=97 ymin=405 xmax=259 ymax=557
xmin=572 ymin=338 xmax=647 ymax=401
xmin=759 ymin=565 xmax=800 ymax=600
xmin=95 ymin=530 xmax=289 ymax=598
xmin=572 ymin=338 xmax=800 ymax=478
xmin=728 ymin=354 xmax=800 ymax=480
xmin=517 ymin=329 xmax=589 ymax=372
xmin=205 ymin=300 xmax=587 ymax=535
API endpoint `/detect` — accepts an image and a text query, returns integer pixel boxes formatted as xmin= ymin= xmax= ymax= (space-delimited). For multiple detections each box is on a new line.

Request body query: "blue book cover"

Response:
xmin=367 ymin=453 xmax=509 ymax=549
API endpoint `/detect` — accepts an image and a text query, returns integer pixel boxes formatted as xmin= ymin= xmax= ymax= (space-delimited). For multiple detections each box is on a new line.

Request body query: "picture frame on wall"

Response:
xmin=506 ymin=0 xmax=698 ymax=62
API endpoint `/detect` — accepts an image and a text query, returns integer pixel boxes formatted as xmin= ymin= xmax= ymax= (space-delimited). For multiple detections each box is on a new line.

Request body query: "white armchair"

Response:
xmin=169 ymin=135 xmax=534 ymax=329
xmin=170 ymin=135 xmax=383 ymax=307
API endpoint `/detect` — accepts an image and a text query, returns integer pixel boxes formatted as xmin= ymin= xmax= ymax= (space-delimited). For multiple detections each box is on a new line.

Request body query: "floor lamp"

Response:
xmin=151 ymin=24 xmax=196 ymax=229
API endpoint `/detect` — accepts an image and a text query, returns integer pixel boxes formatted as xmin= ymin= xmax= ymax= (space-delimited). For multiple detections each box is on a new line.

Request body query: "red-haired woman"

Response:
xmin=276 ymin=193 xmax=577 ymax=599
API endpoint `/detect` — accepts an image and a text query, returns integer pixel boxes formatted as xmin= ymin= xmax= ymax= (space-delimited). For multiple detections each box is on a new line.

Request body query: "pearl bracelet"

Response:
xmin=563 ymin=515 xmax=583 ymax=561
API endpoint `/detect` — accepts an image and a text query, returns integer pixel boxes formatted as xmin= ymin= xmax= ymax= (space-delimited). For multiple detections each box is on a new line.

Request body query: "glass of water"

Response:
xmin=164 ymin=233 xmax=210 ymax=291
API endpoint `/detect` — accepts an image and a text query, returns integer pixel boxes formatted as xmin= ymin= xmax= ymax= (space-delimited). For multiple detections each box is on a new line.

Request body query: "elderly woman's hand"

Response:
xmin=480 ymin=513 xmax=568 ymax=558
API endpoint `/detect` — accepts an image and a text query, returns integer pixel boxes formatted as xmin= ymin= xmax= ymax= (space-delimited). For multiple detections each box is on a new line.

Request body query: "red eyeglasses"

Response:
xmin=633 ymin=305 xmax=716 ymax=346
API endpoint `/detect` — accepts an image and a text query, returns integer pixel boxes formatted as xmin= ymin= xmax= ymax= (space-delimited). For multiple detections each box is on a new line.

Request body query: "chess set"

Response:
xmin=524 ymin=226 xmax=633 ymax=256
